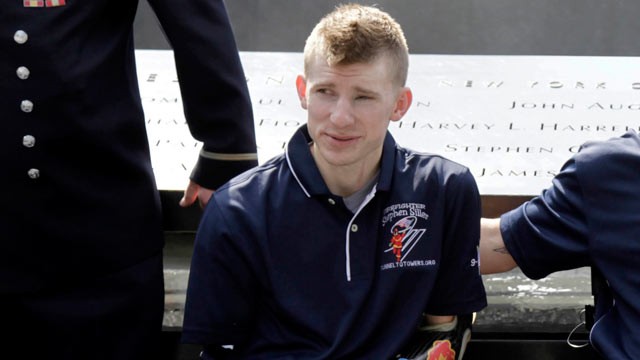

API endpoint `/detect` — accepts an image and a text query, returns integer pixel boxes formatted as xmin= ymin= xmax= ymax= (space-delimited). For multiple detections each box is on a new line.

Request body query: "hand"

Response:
xmin=179 ymin=180 xmax=215 ymax=209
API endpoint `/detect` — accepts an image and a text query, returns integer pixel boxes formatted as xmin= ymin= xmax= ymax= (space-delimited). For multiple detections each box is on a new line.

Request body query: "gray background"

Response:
xmin=134 ymin=0 xmax=640 ymax=55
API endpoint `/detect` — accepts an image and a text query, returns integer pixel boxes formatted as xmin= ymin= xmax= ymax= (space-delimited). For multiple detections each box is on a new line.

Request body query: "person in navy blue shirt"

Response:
xmin=182 ymin=4 xmax=487 ymax=359
xmin=480 ymin=131 xmax=640 ymax=359
xmin=2 ymin=0 xmax=256 ymax=359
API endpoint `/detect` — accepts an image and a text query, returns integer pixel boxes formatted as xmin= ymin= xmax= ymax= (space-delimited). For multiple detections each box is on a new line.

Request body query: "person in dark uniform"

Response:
xmin=182 ymin=5 xmax=486 ymax=359
xmin=1 ymin=1 xmax=257 ymax=359
xmin=480 ymin=131 xmax=640 ymax=359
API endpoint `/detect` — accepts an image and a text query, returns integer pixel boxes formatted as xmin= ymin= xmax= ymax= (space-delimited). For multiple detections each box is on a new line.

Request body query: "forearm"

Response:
xmin=424 ymin=314 xmax=455 ymax=325
xmin=479 ymin=218 xmax=518 ymax=274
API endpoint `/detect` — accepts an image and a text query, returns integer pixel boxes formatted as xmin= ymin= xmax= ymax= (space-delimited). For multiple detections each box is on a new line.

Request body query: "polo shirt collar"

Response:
xmin=285 ymin=125 xmax=396 ymax=197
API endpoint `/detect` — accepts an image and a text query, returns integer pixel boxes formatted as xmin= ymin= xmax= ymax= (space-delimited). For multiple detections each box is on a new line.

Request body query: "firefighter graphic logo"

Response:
xmin=380 ymin=204 xmax=431 ymax=270
xmin=388 ymin=216 xmax=418 ymax=262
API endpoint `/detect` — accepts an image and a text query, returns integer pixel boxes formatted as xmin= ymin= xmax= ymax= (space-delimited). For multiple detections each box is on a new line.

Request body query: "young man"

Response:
xmin=183 ymin=4 xmax=486 ymax=359
xmin=480 ymin=131 xmax=640 ymax=359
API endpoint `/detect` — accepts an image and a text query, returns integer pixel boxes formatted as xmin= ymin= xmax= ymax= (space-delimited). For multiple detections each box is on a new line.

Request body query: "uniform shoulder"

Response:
xmin=577 ymin=130 xmax=640 ymax=166
xmin=396 ymin=144 xmax=471 ymax=175
xmin=216 ymin=153 xmax=286 ymax=195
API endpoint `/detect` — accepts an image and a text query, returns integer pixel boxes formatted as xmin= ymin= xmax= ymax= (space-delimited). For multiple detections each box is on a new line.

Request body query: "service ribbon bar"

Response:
xmin=45 ymin=0 xmax=65 ymax=6
xmin=23 ymin=0 xmax=44 ymax=7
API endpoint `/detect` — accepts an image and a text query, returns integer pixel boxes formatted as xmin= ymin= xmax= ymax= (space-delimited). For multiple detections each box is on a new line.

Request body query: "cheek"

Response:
xmin=362 ymin=111 xmax=392 ymax=137
xmin=305 ymin=108 xmax=322 ymax=140
xmin=306 ymin=101 xmax=329 ymax=122
xmin=359 ymin=107 xmax=391 ymax=125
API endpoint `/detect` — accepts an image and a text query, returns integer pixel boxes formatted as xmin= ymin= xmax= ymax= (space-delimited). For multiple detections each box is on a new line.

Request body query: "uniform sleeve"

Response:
xmin=147 ymin=0 xmax=258 ymax=189
xmin=181 ymin=197 xmax=257 ymax=345
xmin=427 ymin=167 xmax=487 ymax=315
xmin=500 ymin=158 xmax=590 ymax=280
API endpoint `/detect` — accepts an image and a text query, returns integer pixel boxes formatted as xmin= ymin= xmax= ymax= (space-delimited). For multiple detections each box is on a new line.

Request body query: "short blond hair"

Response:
xmin=303 ymin=4 xmax=410 ymax=86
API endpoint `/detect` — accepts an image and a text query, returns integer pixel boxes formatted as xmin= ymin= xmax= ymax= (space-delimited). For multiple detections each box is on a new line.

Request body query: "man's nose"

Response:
xmin=330 ymin=97 xmax=355 ymax=127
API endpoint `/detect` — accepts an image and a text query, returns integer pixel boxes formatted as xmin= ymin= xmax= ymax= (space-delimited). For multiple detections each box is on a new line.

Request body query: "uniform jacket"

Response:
xmin=1 ymin=0 xmax=257 ymax=293
xmin=501 ymin=130 xmax=640 ymax=359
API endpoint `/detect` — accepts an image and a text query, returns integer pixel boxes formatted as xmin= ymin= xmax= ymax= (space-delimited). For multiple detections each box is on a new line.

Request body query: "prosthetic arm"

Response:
xmin=397 ymin=314 xmax=474 ymax=360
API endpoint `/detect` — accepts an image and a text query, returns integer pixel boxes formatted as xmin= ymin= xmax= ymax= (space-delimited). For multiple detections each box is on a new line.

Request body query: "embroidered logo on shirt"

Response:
xmin=380 ymin=203 xmax=434 ymax=271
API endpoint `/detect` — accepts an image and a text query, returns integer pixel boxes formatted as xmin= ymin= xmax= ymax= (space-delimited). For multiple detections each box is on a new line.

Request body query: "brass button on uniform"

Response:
xmin=17 ymin=66 xmax=30 ymax=80
xmin=23 ymin=135 xmax=36 ymax=148
xmin=27 ymin=168 xmax=40 ymax=179
xmin=21 ymin=100 xmax=34 ymax=113
xmin=14 ymin=30 xmax=28 ymax=44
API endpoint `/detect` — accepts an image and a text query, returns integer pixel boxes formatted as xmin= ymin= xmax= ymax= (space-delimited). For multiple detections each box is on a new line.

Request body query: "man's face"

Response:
xmin=296 ymin=55 xmax=412 ymax=173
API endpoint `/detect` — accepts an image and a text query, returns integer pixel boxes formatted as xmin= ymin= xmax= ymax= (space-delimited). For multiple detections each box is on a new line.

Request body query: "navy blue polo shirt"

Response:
xmin=183 ymin=125 xmax=486 ymax=359
xmin=501 ymin=130 xmax=640 ymax=359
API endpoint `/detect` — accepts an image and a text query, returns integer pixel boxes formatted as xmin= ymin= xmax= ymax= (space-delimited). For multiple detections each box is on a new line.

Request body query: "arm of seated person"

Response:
xmin=479 ymin=217 xmax=518 ymax=274
xmin=398 ymin=313 xmax=474 ymax=360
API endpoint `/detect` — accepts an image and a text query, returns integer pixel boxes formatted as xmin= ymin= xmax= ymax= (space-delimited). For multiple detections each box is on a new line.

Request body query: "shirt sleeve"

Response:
xmin=427 ymin=167 xmax=487 ymax=315
xmin=147 ymin=0 xmax=258 ymax=189
xmin=181 ymin=197 xmax=257 ymax=345
xmin=500 ymin=158 xmax=591 ymax=280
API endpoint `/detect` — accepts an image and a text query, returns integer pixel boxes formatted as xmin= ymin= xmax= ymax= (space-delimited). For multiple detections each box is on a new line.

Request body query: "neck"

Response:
xmin=311 ymin=145 xmax=381 ymax=197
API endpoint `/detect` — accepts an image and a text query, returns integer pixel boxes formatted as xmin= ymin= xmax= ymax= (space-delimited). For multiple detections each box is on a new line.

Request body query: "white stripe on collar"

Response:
xmin=285 ymin=142 xmax=311 ymax=198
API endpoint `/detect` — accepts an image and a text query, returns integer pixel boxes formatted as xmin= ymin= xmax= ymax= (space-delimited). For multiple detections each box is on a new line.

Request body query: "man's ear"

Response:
xmin=390 ymin=87 xmax=412 ymax=122
xmin=295 ymin=75 xmax=308 ymax=110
